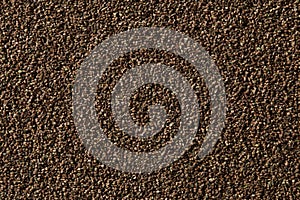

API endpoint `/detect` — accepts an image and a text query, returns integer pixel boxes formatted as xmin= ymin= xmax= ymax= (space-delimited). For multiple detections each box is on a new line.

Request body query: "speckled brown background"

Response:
xmin=0 ymin=0 xmax=299 ymax=199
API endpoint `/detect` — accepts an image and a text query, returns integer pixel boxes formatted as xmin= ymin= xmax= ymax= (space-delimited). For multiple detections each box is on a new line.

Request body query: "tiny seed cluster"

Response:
xmin=0 ymin=0 xmax=298 ymax=199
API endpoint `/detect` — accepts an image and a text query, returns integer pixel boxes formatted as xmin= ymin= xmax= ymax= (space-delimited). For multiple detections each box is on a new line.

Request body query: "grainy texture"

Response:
xmin=0 ymin=0 xmax=299 ymax=199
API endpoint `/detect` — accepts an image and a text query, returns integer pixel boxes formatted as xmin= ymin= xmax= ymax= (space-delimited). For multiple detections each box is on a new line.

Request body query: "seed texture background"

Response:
xmin=0 ymin=0 xmax=299 ymax=199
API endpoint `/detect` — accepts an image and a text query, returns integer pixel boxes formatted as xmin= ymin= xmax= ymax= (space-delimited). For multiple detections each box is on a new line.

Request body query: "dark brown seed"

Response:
xmin=0 ymin=0 xmax=298 ymax=199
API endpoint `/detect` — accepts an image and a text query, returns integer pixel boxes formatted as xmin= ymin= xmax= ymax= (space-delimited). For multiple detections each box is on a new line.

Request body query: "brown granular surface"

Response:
xmin=0 ymin=0 xmax=299 ymax=199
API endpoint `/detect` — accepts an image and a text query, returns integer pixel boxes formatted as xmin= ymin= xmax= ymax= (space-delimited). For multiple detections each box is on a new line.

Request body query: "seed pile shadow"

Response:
xmin=0 ymin=0 xmax=299 ymax=199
